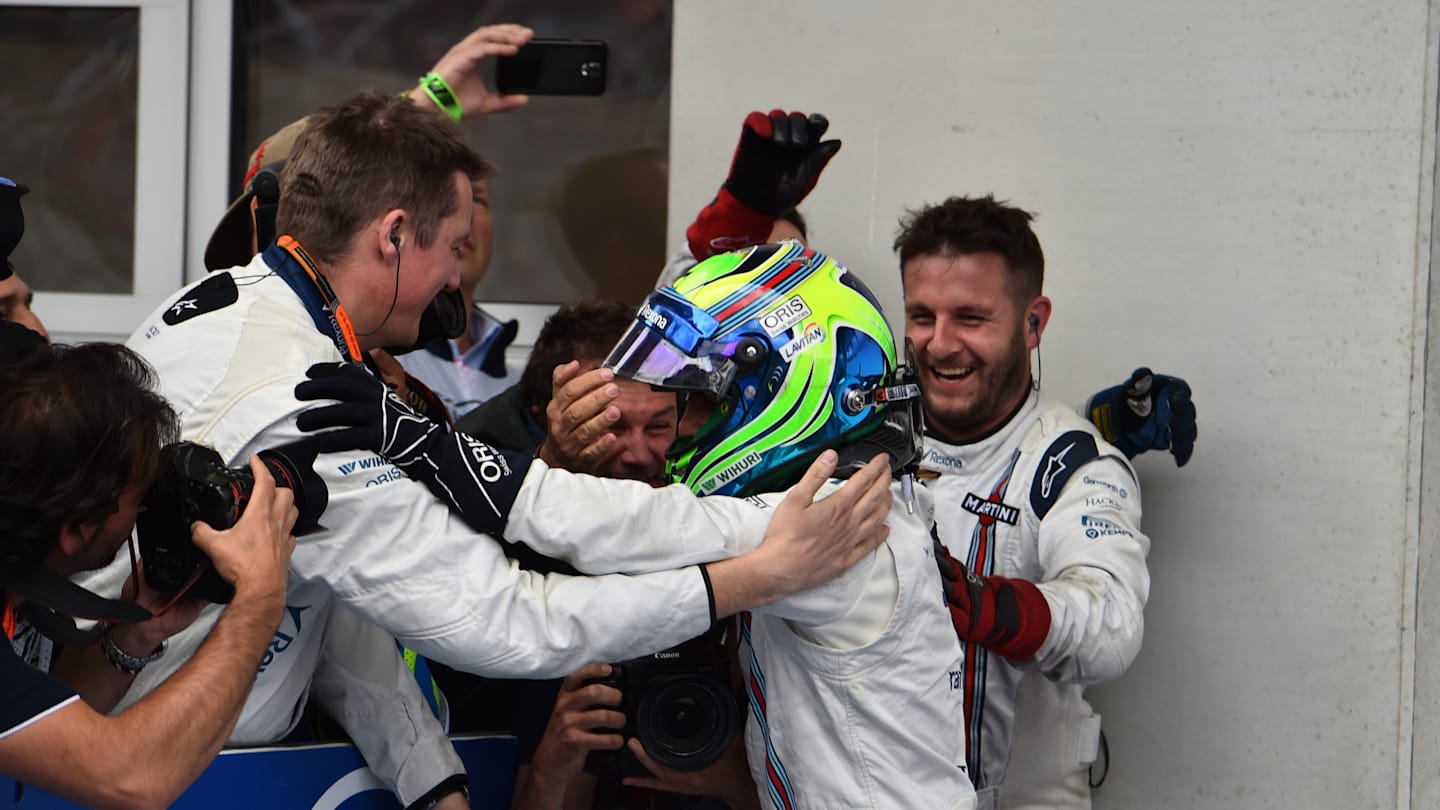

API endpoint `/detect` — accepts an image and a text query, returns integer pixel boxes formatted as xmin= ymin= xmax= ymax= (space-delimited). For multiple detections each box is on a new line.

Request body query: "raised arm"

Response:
xmin=407 ymin=23 xmax=533 ymax=118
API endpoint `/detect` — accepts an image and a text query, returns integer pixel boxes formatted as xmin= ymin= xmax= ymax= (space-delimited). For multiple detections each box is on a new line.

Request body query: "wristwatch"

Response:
xmin=101 ymin=632 xmax=166 ymax=675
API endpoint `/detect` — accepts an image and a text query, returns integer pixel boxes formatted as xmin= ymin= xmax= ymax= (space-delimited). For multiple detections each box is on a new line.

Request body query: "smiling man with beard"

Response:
xmin=898 ymin=195 xmax=1151 ymax=810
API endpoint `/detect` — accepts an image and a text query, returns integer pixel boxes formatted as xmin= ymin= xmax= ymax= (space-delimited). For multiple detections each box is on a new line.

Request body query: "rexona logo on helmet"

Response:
xmin=605 ymin=240 xmax=924 ymax=497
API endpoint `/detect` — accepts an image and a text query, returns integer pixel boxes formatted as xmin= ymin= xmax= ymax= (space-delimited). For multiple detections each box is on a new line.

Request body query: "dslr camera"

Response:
xmin=136 ymin=441 xmax=327 ymax=603
xmin=585 ymin=621 xmax=742 ymax=779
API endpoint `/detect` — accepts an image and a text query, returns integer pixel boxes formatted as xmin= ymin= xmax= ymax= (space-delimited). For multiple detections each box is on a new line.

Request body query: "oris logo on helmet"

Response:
xmin=760 ymin=295 xmax=811 ymax=336
xmin=639 ymin=302 xmax=669 ymax=330
xmin=779 ymin=326 xmax=824 ymax=362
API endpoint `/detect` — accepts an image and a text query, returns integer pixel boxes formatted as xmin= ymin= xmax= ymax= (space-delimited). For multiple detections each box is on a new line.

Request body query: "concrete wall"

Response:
xmin=670 ymin=1 xmax=1438 ymax=807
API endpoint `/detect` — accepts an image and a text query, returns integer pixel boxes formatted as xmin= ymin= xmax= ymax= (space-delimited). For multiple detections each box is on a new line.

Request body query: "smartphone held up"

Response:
xmin=496 ymin=38 xmax=608 ymax=96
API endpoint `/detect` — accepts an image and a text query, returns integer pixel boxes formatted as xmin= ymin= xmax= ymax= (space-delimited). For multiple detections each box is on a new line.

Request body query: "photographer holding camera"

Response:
xmin=0 ymin=331 xmax=297 ymax=810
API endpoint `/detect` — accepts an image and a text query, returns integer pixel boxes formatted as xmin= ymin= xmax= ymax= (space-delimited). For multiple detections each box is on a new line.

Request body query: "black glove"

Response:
xmin=933 ymin=535 xmax=1051 ymax=660
xmin=723 ymin=110 xmax=841 ymax=218
xmin=295 ymin=362 xmax=529 ymax=536
xmin=1085 ymin=367 xmax=1197 ymax=467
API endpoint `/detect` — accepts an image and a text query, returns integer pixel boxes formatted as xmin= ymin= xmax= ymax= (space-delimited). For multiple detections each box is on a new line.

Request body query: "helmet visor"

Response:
xmin=604 ymin=292 xmax=735 ymax=397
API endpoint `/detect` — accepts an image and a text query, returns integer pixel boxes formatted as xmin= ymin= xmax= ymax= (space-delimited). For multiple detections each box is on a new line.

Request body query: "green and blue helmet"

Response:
xmin=605 ymin=240 xmax=922 ymax=497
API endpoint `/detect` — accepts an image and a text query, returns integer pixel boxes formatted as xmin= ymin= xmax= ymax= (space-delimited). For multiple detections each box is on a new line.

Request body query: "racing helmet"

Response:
xmin=605 ymin=240 xmax=923 ymax=497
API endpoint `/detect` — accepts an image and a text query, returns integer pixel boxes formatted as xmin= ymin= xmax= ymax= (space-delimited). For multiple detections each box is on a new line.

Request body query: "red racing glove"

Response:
xmin=933 ymin=536 xmax=1052 ymax=660
xmin=685 ymin=110 xmax=841 ymax=260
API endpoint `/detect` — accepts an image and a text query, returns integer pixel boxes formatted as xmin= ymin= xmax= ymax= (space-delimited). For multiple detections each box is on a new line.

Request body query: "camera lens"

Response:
xmin=661 ymin=696 xmax=705 ymax=741
xmin=635 ymin=673 xmax=739 ymax=772
xmin=580 ymin=60 xmax=601 ymax=78
xmin=257 ymin=442 xmax=326 ymax=535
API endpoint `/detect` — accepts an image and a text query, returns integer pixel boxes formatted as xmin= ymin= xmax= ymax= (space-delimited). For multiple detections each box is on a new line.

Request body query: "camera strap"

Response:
xmin=266 ymin=236 xmax=364 ymax=362
xmin=0 ymin=561 xmax=151 ymax=646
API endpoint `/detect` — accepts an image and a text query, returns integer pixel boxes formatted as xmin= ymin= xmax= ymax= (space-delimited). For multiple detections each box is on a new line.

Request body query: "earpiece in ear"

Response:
xmin=389 ymin=231 xmax=400 ymax=249
xmin=1028 ymin=314 xmax=1040 ymax=333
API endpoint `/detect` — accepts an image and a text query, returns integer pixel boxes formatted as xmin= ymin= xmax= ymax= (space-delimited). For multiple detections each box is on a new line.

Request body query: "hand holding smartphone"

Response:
xmin=495 ymin=38 xmax=608 ymax=96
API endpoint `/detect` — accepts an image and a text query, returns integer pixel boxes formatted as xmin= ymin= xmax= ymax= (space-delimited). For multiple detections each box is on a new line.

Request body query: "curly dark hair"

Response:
xmin=0 ymin=342 xmax=179 ymax=563
xmin=518 ymin=299 xmax=638 ymax=415
xmin=893 ymin=194 xmax=1045 ymax=302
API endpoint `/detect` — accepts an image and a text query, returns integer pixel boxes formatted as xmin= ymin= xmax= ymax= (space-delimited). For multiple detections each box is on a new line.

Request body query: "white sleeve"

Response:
xmin=294 ymin=464 xmax=716 ymax=678
xmin=502 ymin=460 xmax=774 ymax=574
xmin=1031 ymin=455 xmax=1150 ymax=684
xmin=714 ymin=485 xmax=879 ymax=630
xmin=233 ymin=403 xmax=717 ymax=679
xmin=309 ymin=603 xmax=465 ymax=807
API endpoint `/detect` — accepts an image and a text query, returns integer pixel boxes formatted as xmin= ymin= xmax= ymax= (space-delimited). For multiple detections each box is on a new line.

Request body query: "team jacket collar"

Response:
xmin=263 ymin=237 xmax=364 ymax=362
xmin=919 ymin=389 xmax=1039 ymax=476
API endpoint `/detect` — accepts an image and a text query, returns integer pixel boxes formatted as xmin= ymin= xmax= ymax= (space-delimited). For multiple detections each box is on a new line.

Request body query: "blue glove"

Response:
xmin=1085 ymin=367 xmax=1196 ymax=467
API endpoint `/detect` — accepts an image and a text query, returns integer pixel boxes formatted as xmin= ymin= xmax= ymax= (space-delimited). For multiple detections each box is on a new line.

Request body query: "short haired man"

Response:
xmin=0 ymin=337 xmax=296 ymax=809
xmin=203 ymin=26 xmax=534 ymax=426
xmin=118 ymin=33 xmax=542 ymax=802
xmin=95 ymin=88 xmax=894 ymax=791
xmin=899 ymin=196 xmax=1150 ymax=810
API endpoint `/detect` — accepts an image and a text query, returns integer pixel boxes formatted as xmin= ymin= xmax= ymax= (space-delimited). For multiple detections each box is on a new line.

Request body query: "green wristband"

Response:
xmin=419 ymin=72 xmax=463 ymax=122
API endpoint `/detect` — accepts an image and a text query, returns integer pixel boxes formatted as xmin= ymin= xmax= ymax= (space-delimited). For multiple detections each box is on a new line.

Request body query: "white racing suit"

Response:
xmin=739 ymin=483 xmax=973 ymax=810
xmin=90 ymin=248 xmax=793 ymax=801
xmin=921 ymin=392 xmax=1150 ymax=810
